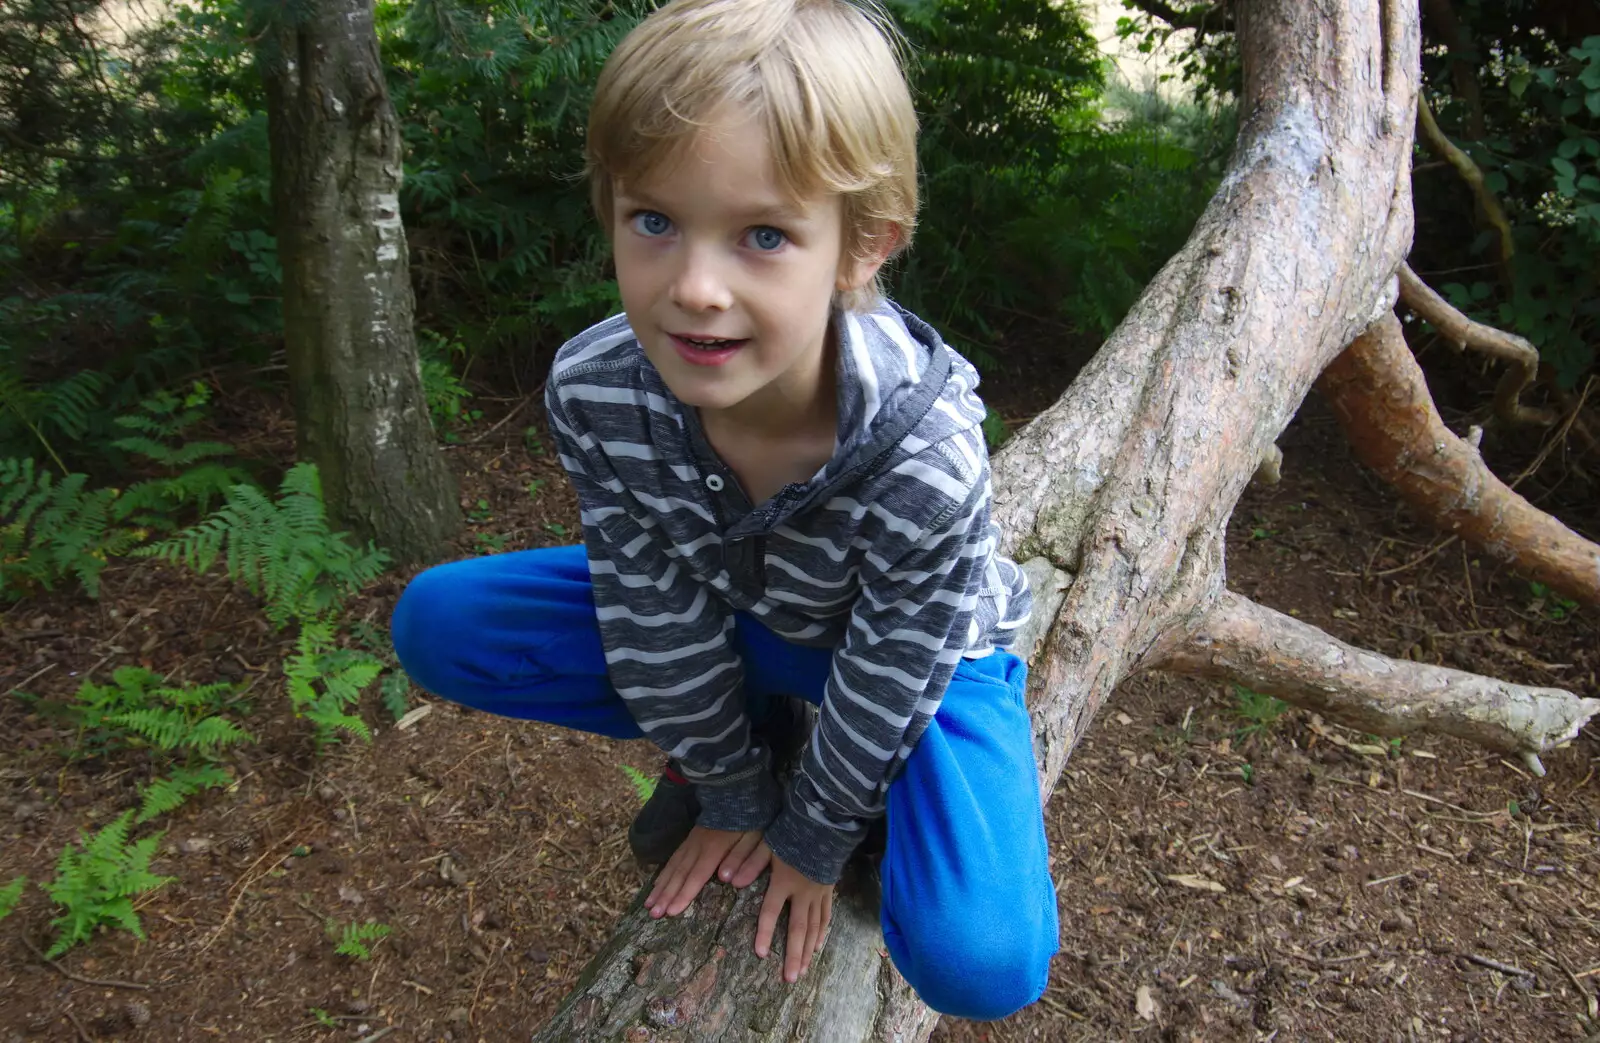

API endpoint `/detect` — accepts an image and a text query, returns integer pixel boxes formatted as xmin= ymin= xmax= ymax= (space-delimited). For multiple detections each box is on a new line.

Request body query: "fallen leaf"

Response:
xmin=1166 ymin=873 xmax=1227 ymax=894
xmin=1135 ymin=984 xmax=1157 ymax=1021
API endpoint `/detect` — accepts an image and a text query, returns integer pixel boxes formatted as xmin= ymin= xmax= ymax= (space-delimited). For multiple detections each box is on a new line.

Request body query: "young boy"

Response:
xmin=391 ymin=0 xmax=1057 ymax=1020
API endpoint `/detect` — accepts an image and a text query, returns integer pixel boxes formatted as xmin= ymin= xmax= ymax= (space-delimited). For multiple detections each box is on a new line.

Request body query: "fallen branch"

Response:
xmin=1318 ymin=311 xmax=1600 ymax=605
xmin=21 ymin=936 xmax=153 ymax=991
xmin=1158 ymin=590 xmax=1600 ymax=775
xmin=1398 ymin=263 xmax=1553 ymax=427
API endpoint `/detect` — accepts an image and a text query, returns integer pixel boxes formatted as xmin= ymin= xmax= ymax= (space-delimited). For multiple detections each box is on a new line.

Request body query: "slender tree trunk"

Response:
xmin=529 ymin=1 xmax=1600 ymax=1039
xmin=259 ymin=0 xmax=460 ymax=563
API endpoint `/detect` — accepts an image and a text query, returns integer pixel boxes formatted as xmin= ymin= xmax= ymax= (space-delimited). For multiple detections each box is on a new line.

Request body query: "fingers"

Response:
xmin=728 ymin=839 xmax=772 ymax=888
xmin=717 ymin=832 xmax=764 ymax=884
xmin=645 ymin=841 xmax=691 ymax=915
xmin=648 ymin=828 xmax=746 ymax=918
xmin=662 ymin=839 xmax=728 ymax=917
xmin=755 ymin=884 xmax=784 ymax=961
xmin=784 ymin=897 xmax=811 ymax=982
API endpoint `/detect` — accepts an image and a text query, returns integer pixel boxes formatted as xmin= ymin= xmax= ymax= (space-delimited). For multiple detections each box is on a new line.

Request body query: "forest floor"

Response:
xmin=1 ymin=332 xmax=1598 ymax=1043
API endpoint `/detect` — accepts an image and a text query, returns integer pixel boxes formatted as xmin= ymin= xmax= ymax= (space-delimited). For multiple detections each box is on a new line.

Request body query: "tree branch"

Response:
xmin=1415 ymin=94 xmax=1513 ymax=279
xmin=1159 ymin=591 xmax=1600 ymax=775
xmin=1317 ymin=311 xmax=1600 ymax=605
xmin=1122 ymin=0 xmax=1234 ymax=34
xmin=1397 ymin=263 xmax=1553 ymax=427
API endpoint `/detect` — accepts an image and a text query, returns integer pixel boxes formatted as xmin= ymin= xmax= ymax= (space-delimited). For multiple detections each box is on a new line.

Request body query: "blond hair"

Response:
xmin=586 ymin=0 xmax=918 ymax=311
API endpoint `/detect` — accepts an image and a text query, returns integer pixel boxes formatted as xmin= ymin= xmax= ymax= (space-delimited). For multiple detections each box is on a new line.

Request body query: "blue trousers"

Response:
xmin=391 ymin=545 xmax=1058 ymax=1020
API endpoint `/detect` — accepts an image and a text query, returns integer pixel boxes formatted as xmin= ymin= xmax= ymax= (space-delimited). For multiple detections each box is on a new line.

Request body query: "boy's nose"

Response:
xmin=670 ymin=247 xmax=733 ymax=313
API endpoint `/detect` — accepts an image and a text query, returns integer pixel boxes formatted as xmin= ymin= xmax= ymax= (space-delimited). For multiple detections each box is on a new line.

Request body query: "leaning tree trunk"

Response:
xmin=529 ymin=2 xmax=1600 ymax=1039
xmin=259 ymin=0 xmax=460 ymax=563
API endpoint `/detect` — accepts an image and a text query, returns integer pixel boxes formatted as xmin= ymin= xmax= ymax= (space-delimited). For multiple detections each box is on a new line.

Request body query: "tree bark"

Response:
xmin=529 ymin=2 xmax=1599 ymax=1040
xmin=260 ymin=0 xmax=460 ymax=564
xmin=1318 ymin=312 xmax=1599 ymax=606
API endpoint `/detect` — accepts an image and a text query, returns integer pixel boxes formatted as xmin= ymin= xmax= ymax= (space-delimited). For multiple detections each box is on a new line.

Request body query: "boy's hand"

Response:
xmin=646 ymin=825 xmax=763 ymax=918
xmin=753 ymin=846 xmax=833 ymax=983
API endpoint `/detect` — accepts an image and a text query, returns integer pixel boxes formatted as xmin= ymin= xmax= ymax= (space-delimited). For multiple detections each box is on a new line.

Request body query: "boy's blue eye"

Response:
xmin=748 ymin=226 xmax=787 ymax=252
xmin=632 ymin=211 xmax=672 ymax=237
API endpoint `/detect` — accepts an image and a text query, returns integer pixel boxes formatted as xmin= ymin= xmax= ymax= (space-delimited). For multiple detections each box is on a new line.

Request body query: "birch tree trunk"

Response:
xmin=528 ymin=1 xmax=1600 ymax=1039
xmin=259 ymin=0 xmax=460 ymax=563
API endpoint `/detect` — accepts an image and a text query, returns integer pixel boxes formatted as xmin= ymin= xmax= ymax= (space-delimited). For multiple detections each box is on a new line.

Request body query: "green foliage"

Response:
xmin=1433 ymin=30 xmax=1600 ymax=388
xmin=1528 ymin=581 xmax=1580 ymax=621
xmin=44 ymin=811 xmax=174 ymax=958
xmin=380 ymin=671 xmax=414 ymax=722
xmin=418 ymin=330 xmax=473 ymax=432
xmin=0 ymin=875 xmax=26 ymax=923
xmin=137 ymin=463 xmax=390 ymax=629
xmin=619 ymin=764 xmax=658 ymax=804
xmin=64 ymin=666 xmax=252 ymax=821
xmin=382 ymin=0 xmax=643 ymax=355
xmin=285 ymin=622 xmax=382 ymax=748
xmin=327 ymin=919 xmax=391 ymax=961
xmin=1232 ymin=684 xmax=1290 ymax=742
xmin=0 ymin=458 xmax=143 ymax=600
xmin=110 ymin=382 xmax=249 ymax=528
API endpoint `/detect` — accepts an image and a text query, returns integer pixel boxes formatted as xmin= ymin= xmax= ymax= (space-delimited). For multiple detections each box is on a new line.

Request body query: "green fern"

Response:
xmin=0 ymin=875 xmax=26 ymax=923
xmin=326 ymin=919 xmax=391 ymax=961
xmin=44 ymin=812 xmax=174 ymax=958
xmin=1 ymin=458 xmax=144 ymax=600
xmin=380 ymin=671 xmax=413 ymax=722
xmin=136 ymin=764 xmax=234 ymax=824
xmin=67 ymin=668 xmax=252 ymax=821
xmin=619 ymin=764 xmax=658 ymax=804
xmin=135 ymin=462 xmax=390 ymax=628
xmin=285 ymin=622 xmax=381 ymax=748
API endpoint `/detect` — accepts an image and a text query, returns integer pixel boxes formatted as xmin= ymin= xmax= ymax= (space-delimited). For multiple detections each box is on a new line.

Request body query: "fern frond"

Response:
xmin=136 ymin=764 xmax=233 ymax=823
xmin=45 ymin=811 xmax=173 ymax=958
xmin=0 ymin=876 xmax=26 ymax=922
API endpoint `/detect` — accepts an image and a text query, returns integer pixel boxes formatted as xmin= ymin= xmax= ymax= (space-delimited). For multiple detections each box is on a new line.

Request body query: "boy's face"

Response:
xmin=611 ymin=109 xmax=886 ymax=427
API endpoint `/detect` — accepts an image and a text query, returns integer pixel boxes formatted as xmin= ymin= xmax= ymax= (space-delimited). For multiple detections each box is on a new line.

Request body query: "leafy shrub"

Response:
xmin=44 ymin=811 xmax=174 ymax=958
xmin=137 ymin=462 xmax=390 ymax=628
xmin=0 ymin=458 xmax=143 ymax=600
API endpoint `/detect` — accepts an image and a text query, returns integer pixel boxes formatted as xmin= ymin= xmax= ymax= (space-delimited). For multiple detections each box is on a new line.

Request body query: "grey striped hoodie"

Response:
xmin=545 ymin=300 xmax=1031 ymax=883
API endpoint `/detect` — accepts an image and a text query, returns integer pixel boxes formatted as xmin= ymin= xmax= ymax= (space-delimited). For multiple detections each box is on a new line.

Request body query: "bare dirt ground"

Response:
xmin=1 ymin=344 xmax=1597 ymax=1043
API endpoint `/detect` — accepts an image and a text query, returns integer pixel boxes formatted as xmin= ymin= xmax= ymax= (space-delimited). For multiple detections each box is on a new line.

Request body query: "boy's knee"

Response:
xmin=891 ymin=914 xmax=1054 ymax=1021
xmin=390 ymin=564 xmax=475 ymax=692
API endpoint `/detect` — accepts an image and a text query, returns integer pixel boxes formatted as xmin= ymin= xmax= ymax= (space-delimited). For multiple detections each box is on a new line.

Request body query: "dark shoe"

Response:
xmin=758 ymin=695 xmax=815 ymax=776
xmin=628 ymin=762 xmax=699 ymax=866
xmin=626 ymin=700 xmax=814 ymax=866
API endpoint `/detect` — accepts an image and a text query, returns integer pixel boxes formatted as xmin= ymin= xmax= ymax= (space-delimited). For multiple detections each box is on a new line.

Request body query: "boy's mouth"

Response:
xmin=668 ymin=333 xmax=748 ymax=366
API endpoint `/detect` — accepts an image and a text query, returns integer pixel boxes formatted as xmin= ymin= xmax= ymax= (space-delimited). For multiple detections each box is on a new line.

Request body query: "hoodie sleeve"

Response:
xmin=545 ymin=383 xmax=781 ymax=832
xmin=763 ymin=446 xmax=997 ymax=883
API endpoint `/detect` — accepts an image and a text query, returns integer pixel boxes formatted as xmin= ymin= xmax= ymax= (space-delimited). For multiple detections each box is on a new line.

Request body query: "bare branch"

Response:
xmin=1318 ymin=311 xmax=1600 ymax=605
xmin=1121 ymin=0 xmax=1234 ymax=34
xmin=1398 ymin=263 xmax=1554 ymax=427
xmin=1159 ymin=591 xmax=1600 ymax=775
xmin=1415 ymin=95 xmax=1513 ymax=278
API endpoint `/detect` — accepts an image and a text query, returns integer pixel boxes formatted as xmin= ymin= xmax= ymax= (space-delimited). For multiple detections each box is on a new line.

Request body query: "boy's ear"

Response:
xmin=836 ymin=224 xmax=902 ymax=292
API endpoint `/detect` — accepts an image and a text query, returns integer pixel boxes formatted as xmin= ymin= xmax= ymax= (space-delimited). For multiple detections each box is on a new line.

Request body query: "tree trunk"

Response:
xmin=529 ymin=1 xmax=1600 ymax=1039
xmin=259 ymin=0 xmax=460 ymax=564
